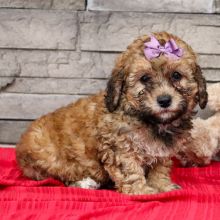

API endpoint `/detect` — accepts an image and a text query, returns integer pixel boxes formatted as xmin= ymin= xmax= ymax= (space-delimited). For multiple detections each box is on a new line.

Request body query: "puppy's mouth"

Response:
xmin=156 ymin=108 xmax=179 ymax=116
xmin=139 ymin=106 xmax=186 ymax=125
xmin=153 ymin=109 xmax=184 ymax=124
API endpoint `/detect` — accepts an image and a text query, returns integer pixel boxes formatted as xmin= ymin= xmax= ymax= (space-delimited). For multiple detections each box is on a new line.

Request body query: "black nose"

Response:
xmin=157 ymin=95 xmax=172 ymax=108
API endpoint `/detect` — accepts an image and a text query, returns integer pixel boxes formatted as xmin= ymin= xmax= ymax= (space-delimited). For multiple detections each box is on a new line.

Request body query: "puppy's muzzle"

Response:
xmin=157 ymin=95 xmax=172 ymax=108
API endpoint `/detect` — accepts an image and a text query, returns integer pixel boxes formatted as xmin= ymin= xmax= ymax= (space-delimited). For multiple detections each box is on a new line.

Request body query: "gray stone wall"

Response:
xmin=0 ymin=0 xmax=220 ymax=143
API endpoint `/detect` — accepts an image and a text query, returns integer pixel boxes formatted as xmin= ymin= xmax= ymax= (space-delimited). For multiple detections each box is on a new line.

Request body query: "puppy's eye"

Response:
xmin=171 ymin=72 xmax=182 ymax=81
xmin=140 ymin=75 xmax=151 ymax=83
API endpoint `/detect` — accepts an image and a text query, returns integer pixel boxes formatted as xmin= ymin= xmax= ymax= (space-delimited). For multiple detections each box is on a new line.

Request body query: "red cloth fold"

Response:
xmin=0 ymin=147 xmax=220 ymax=220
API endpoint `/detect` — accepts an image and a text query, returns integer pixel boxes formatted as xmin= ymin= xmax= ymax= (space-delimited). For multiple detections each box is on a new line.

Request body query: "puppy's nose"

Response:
xmin=157 ymin=95 xmax=172 ymax=108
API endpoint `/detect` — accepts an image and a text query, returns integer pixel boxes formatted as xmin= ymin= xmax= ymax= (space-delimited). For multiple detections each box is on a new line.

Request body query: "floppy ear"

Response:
xmin=194 ymin=65 xmax=208 ymax=109
xmin=105 ymin=69 xmax=124 ymax=112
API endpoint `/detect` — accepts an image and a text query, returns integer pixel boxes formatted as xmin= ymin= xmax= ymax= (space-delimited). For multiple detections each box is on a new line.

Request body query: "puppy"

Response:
xmin=16 ymin=32 xmax=207 ymax=194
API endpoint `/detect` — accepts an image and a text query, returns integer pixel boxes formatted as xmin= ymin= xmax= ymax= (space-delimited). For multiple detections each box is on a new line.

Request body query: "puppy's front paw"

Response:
xmin=121 ymin=184 xmax=158 ymax=195
xmin=141 ymin=185 xmax=159 ymax=195
xmin=160 ymin=183 xmax=181 ymax=192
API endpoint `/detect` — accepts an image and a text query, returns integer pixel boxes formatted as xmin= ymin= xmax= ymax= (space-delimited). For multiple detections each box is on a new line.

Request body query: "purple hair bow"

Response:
xmin=144 ymin=36 xmax=183 ymax=60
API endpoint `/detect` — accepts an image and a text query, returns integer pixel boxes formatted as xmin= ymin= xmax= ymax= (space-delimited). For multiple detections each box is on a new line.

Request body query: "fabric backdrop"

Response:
xmin=0 ymin=147 xmax=220 ymax=220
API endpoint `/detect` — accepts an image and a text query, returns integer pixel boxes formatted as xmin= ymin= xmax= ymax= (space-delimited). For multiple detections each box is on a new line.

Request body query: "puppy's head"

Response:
xmin=105 ymin=32 xmax=207 ymax=124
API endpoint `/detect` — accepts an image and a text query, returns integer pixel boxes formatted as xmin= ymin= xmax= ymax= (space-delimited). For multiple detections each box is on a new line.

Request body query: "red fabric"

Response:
xmin=0 ymin=147 xmax=220 ymax=220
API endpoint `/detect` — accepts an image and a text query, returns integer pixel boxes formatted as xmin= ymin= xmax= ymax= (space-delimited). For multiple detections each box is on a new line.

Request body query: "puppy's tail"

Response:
xmin=207 ymin=83 xmax=220 ymax=112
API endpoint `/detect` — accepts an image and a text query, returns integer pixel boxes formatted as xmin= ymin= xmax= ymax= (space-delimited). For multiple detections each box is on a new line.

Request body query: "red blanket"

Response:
xmin=0 ymin=147 xmax=220 ymax=220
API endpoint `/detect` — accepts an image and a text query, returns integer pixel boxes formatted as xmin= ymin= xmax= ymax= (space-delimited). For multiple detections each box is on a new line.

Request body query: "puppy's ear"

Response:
xmin=105 ymin=69 xmax=124 ymax=112
xmin=194 ymin=65 xmax=208 ymax=109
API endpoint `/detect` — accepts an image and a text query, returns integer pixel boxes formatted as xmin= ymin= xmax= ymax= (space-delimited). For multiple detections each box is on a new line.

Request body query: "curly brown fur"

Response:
xmin=16 ymin=32 xmax=207 ymax=195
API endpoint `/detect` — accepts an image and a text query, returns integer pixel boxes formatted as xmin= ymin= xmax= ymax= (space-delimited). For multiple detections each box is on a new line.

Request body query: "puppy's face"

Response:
xmin=105 ymin=32 xmax=207 ymax=124
xmin=124 ymin=56 xmax=198 ymax=124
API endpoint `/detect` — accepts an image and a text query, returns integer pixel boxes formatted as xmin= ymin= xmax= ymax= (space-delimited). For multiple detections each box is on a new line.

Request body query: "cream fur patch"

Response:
xmin=69 ymin=177 xmax=101 ymax=189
